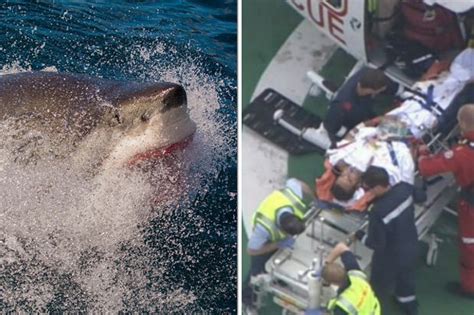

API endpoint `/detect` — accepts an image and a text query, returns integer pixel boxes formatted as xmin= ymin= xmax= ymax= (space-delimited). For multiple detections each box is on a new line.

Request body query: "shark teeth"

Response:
xmin=127 ymin=134 xmax=194 ymax=167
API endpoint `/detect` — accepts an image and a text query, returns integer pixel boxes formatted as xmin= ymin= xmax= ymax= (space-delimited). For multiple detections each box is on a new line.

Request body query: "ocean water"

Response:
xmin=0 ymin=1 xmax=236 ymax=313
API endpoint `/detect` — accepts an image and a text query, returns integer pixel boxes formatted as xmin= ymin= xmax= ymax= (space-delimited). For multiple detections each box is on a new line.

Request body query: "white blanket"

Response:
xmin=326 ymin=127 xmax=415 ymax=208
xmin=328 ymin=127 xmax=415 ymax=186
xmin=389 ymin=48 xmax=474 ymax=138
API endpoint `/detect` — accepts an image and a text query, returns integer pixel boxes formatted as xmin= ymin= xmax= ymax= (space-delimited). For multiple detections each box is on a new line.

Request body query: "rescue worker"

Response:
xmin=322 ymin=67 xmax=396 ymax=146
xmin=418 ymin=103 xmax=474 ymax=295
xmin=242 ymin=178 xmax=312 ymax=313
xmin=354 ymin=166 xmax=419 ymax=315
xmin=322 ymin=241 xmax=381 ymax=315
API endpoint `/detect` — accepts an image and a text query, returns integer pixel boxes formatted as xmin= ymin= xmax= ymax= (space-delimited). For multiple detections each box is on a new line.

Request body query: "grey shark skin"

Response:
xmin=0 ymin=71 xmax=196 ymax=167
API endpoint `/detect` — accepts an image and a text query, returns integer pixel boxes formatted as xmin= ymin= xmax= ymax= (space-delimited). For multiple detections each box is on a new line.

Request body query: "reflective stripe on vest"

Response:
xmin=382 ymin=196 xmax=413 ymax=225
xmin=328 ymin=272 xmax=381 ymax=315
xmin=282 ymin=188 xmax=307 ymax=216
xmin=335 ymin=296 xmax=358 ymax=315
xmin=280 ymin=188 xmax=307 ymax=214
xmin=397 ymin=295 xmax=417 ymax=303
xmin=252 ymin=188 xmax=307 ymax=242
xmin=462 ymin=237 xmax=474 ymax=245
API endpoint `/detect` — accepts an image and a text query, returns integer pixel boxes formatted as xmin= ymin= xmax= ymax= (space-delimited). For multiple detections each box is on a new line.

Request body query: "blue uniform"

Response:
xmin=323 ymin=67 xmax=399 ymax=145
xmin=323 ymin=68 xmax=376 ymax=145
xmin=358 ymin=182 xmax=419 ymax=315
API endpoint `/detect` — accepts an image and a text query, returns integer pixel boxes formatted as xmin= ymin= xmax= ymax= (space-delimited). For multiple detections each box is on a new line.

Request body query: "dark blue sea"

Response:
xmin=0 ymin=1 xmax=236 ymax=313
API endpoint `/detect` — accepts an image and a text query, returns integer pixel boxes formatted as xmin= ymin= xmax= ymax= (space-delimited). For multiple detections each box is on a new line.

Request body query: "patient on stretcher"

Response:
xmin=306 ymin=48 xmax=474 ymax=150
xmin=315 ymin=48 xmax=474 ymax=211
xmin=316 ymin=117 xmax=415 ymax=211
xmin=379 ymin=48 xmax=474 ymax=138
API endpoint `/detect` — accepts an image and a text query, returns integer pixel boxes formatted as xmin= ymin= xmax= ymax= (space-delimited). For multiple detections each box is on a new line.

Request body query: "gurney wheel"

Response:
xmin=426 ymin=246 xmax=438 ymax=267
xmin=426 ymin=233 xmax=440 ymax=267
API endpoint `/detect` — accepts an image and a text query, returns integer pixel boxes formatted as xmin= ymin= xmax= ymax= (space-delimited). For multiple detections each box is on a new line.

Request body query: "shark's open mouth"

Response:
xmin=127 ymin=134 xmax=194 ymax=166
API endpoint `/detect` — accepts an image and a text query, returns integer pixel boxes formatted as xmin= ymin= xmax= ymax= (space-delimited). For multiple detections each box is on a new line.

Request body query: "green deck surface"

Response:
xmin=242 ymin=0 xmax=474 ymax=314
xmin=242 ymin=0 xmax=301 ymax=109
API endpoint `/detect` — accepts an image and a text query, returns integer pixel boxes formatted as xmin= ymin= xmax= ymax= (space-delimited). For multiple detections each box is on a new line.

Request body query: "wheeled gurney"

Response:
xmin=251 ymin=171 xmax=457 ymax=313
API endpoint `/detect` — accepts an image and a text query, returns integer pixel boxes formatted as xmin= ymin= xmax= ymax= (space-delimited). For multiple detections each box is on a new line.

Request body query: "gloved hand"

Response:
xmin=313 ymin=268 xmax=322 ymax=278
xmin=355 ymin=230 xmax=366 ymax=242
xmin=278 ymin=237 xmax=296 ymax=249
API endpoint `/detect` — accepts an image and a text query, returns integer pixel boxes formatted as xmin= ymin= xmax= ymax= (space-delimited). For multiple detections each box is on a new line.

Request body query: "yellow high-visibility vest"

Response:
xmin=252 ymin=188 xmax=307 ymax=242
xmin=328 ymin=270 xmax=381 ymax=315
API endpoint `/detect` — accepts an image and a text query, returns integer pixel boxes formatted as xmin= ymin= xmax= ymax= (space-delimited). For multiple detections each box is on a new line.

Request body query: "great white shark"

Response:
xmin=0 ymin=71 xmax=196 ymax=168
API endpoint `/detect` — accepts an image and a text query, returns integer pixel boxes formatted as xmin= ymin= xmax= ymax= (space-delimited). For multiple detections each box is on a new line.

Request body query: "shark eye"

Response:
xmin=141 ymin=112 xmax=150 ymax=122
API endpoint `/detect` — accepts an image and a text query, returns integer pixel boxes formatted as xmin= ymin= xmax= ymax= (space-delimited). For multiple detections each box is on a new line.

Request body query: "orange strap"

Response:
xmin=315 ymin=160 xmax=336 ymax=201
xmin=349 ymin=191 xmax=376 ymax=212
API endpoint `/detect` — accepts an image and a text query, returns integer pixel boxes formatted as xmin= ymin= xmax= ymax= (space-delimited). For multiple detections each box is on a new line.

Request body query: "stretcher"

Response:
xmin=274 ymin=51 xmax=472 ymax=210
xmin=243 ymin=88 xmax=325 ymax=155
xmin=275 ymin=48 xmax=474 ymax=151
xmin=251 ymin=173 xmax=457 ymax=314
xmin=249 ymin=62 xmax=466 ymax=315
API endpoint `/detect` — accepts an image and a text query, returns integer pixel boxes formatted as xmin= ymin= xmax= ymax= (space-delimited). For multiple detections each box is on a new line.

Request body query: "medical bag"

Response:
xmin=401 ymin=0 xmax=465 ymax=52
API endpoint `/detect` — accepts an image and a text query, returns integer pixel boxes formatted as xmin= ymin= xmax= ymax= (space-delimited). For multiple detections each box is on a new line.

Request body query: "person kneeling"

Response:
xmin=242 ymin=178 xmax=312 ymax=313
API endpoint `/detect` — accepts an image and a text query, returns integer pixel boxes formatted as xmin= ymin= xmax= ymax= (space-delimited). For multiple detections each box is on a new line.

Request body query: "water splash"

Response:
xmin=0 ymin=0 xmax=236 ymax=310
xmin=0 ymin=47 xmax=236 ymax=312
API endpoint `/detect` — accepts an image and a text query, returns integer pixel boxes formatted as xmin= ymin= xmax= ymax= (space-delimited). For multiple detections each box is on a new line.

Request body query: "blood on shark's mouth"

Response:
xmin=127 ymin=134 xmax=194 ymax=167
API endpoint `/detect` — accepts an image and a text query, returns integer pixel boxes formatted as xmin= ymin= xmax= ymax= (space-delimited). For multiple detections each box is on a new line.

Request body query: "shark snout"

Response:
xmin=160 ymin=84 xmax=187 ymax=113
